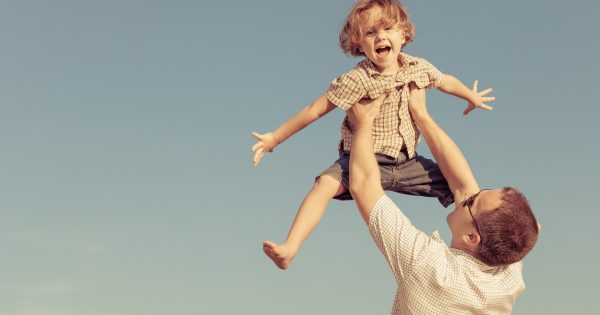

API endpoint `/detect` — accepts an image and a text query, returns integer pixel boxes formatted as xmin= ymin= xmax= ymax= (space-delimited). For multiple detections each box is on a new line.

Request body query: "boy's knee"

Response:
xmin=315 ymin=174 xmax=340 ymax=187
xmin=315 ymin=175 xmax=346 ymax=195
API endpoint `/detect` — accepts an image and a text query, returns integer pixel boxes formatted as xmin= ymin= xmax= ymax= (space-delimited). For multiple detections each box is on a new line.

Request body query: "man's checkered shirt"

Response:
xmin=369 ymin=195 xmax=526 ymax=314
xmin=326 ymin=53 xmax=443 ymax=159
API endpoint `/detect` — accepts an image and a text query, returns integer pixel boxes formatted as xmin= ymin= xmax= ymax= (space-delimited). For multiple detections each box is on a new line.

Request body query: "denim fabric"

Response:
xmin=318 ymin=151 xmax=454 ymax=207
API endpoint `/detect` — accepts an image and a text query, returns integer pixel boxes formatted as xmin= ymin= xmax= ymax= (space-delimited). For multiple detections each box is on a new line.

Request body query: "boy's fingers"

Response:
xmin=251 ymin=131 xmax=262 ymax=140
xmin=251 ymin=142 xmax=261 ymax=152
xmin=473 ymin=80 xmax=479 ymax=91
xmin=479 ymin=88 xmax=493 ymax=96
xmin=474 ymin=103 xmax=493 ymax=111
xmin=253 ymin=150 xmax=264 ymax=166
xmin=483 ymin=96 xmax=495 ymax=102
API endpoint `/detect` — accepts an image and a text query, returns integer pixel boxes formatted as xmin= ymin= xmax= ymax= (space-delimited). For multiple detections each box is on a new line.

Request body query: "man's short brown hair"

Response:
xmin=477 ymin=187 xmax=539 ymax=266
xmin=339 ymin=0 xmax=415 ymax=57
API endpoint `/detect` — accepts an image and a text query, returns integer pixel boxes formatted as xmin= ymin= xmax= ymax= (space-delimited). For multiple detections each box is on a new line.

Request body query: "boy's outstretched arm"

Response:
xmin=409 ymin=82 xmax=479 ymax=204
xmin=347 ymin=96 xmax=386 ymax=224
xmin=437 ymin=75 xmax=495 ymax=116
xmin=251 ymin=94 xmax=337 ymax=166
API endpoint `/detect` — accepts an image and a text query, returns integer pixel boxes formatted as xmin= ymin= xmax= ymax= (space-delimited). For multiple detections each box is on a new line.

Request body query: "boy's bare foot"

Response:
xmin=263 ymin=241 xmax=296 ymax=270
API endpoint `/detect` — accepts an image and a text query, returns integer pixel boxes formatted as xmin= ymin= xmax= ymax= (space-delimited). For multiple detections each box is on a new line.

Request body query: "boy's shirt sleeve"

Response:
xmin=409 ymin=58 xmax=444 ymax=89
xmin=326 ymin=72 xmax=366 ymax=111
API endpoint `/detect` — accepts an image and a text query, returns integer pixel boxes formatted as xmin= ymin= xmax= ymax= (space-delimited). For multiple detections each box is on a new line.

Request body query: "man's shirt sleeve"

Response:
xmin=368 ymin=194 xmax=439 ymax=283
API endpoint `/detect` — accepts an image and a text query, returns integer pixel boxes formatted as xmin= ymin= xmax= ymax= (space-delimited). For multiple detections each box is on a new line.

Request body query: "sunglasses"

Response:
xmin=462 ymin=189 xmax=490 ymax=242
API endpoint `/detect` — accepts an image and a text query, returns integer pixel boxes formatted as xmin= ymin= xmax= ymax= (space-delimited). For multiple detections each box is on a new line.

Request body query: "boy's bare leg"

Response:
xmin=263 ymin=175 xmax=346 ymax=269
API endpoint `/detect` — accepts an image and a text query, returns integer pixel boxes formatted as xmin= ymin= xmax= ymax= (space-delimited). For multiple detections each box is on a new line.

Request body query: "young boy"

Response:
xmin=252 ymin=0 xmax=494 ymax=269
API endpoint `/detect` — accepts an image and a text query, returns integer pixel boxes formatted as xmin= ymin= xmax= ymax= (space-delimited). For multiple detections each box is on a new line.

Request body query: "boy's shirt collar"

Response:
xmin=362 ymin=52 xmax=419 ymax=82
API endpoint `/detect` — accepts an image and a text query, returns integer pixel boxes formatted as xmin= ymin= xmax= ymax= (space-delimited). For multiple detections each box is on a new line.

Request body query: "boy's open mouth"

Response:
xmin=376 ymin=46 xmax=391 ymax=57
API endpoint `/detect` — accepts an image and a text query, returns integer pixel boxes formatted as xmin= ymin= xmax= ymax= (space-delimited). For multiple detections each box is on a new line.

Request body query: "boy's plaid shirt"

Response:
xmin=326 ymin=52 xmax=443 ymax=159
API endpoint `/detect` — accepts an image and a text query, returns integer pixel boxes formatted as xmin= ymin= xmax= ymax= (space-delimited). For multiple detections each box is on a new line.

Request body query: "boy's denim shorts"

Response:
xmin=317 ymin=150 xmax=454 ymax=207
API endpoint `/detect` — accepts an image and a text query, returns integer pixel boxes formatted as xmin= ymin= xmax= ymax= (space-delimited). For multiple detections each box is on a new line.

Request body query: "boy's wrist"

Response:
xmin=270 ymin=131 xmax=282 ymax=146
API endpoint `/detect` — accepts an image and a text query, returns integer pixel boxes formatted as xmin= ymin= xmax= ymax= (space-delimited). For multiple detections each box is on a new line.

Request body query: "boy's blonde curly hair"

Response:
xmin=340 ymin=0 xmax=415 ymax=57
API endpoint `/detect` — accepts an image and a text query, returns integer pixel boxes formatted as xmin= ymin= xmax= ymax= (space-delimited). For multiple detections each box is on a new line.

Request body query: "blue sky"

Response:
xmin=1 ymin=1 xmax=599 ymax=314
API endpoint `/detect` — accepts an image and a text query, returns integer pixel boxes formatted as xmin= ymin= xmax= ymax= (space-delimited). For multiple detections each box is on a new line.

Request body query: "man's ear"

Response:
xmin=464 ymin=232 xmax=481 ymax=246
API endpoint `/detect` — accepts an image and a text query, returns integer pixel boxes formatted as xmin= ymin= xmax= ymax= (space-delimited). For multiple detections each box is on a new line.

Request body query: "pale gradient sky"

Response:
xmin=1 ymin=1 xmax=599 ymax=314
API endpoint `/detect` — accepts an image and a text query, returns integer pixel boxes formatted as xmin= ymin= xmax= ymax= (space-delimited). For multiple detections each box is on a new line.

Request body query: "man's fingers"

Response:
xmin=351 ymin=96 xmax=383 ymax=124
xmin=251 ymin=131 xmax=262 ymax=141
xmin=375 ymin=93 xmax=387 ymax=105
xmin=472 ymin=80 xmax=479 ymax=91
xmin=481 ymin=104 xmax=493 ymax=110
xmin=482 ymin=96 xmax=495 ymax=102
xmin=251 ymin=142 xmax=262 ymax=152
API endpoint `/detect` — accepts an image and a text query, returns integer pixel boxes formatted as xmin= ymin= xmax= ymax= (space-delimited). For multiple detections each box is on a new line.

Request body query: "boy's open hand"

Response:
xmin=464 ymin=80 xmax=495 ymax=116
xmin=251 ymin=131 xmax=277 ymax=166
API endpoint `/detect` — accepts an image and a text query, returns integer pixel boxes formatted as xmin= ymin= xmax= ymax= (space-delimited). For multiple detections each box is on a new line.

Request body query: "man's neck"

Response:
xmin=450 ymin=239 xmax=479 ymax=258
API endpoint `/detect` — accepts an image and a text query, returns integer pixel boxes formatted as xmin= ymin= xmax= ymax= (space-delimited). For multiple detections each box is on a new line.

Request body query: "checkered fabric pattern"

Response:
xmin=326 ymin=53 xmax=443 ymax=159
xmin=369 ymin=195 xmax=526 ymax=315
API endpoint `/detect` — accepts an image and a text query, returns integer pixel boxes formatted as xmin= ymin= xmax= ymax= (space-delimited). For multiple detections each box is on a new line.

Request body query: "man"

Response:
xmin=347 ymin=83 xmax=540 ymax=314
